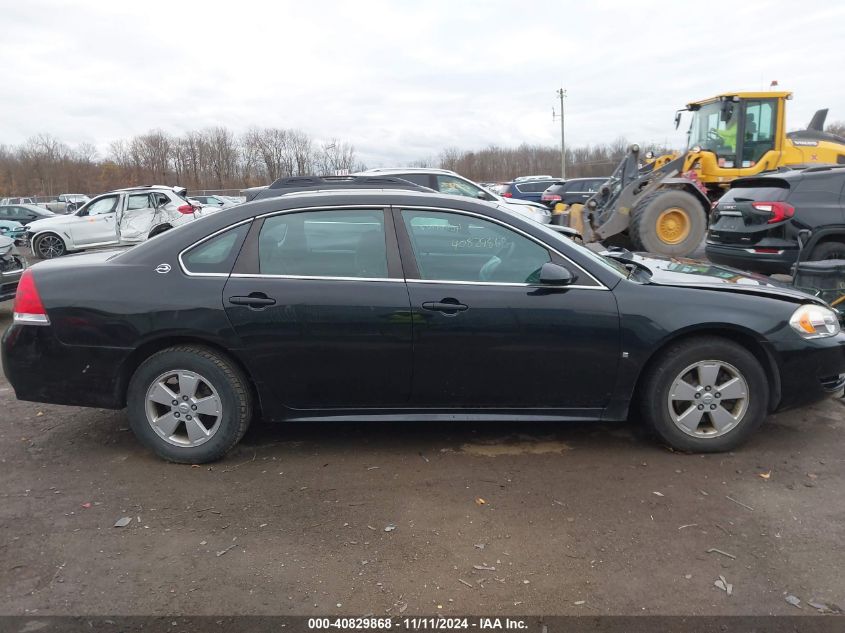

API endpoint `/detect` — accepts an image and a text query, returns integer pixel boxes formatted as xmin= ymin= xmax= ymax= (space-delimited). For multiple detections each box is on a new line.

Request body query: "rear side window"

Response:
xmin=126 ymin=194 xmax=152 ymax=211
xmin=395 ymin=173 xmax=432 ymax=188
xmin=517 ymin=181 xmax=556 ymax=193
xmin=182 ymin=223 xmax=250 ymax=274
xmin=258 ymin=209 xmax=388 ymax=278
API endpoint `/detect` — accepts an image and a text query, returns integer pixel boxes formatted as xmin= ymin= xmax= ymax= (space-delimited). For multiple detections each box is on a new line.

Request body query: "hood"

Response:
xmin=27 ymin=215 xmax=69 ymax=231
xmin=615 ymin=252 xmax=824 ymax=304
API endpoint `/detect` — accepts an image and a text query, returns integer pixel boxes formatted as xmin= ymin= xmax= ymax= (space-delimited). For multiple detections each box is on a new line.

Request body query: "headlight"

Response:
xmin=789 ymin=304 xmax=841 ymax=339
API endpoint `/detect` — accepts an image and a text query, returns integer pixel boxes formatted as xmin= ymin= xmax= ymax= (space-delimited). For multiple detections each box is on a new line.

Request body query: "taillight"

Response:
xmin=501 ymin=192 xmax=513 ymax=198
xmin=13 ymin=269 xmax=49 ymax=325
xmin=542 ymin=194 xmax=562 ymax=202
xmin=177 ymin=204 xmax=195 ymax=214
xmin=752 ymin=201 xmax=794 ymax=224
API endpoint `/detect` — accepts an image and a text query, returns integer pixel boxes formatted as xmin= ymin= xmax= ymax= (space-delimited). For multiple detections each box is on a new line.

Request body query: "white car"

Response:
xmin=355 ymin=168 xmax=552 ymax=225
xmin=26 ymin=186 xmax=202 ymax=259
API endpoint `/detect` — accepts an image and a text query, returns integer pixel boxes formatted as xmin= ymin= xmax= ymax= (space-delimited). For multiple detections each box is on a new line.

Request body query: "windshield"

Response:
xmin=687 ymin=101 xmax=739 ymax=166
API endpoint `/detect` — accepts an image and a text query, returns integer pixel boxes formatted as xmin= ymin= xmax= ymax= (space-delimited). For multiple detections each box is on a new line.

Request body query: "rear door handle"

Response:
xmin=422 ymin=299 xmax=468 ymax=313
xmin=228 ymin=293 xmax=276 ymax=308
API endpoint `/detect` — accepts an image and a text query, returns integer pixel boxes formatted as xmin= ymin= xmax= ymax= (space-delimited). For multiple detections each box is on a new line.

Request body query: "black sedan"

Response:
xmin=2 ymin=177 xmax=844 ymax=463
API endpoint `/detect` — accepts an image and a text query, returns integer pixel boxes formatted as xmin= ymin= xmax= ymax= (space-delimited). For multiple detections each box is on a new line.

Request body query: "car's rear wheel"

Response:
xmin=127 ymin=345 xmax=252 ymax=463
xmin=34 ymin=233 xmax=66 ymax=259
xmin=810 ymin=241 xmax=845 ymax=262
xmin=639 ymin=337 xmax=768 ymax=452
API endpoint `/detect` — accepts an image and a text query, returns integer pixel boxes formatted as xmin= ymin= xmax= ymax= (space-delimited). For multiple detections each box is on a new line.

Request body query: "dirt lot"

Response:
xmin=0 ymin=302 xmax=843 ymax=617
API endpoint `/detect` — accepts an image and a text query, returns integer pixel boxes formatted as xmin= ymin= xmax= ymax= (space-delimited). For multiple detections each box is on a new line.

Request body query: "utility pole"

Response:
xmin=553 ymin=88 xmax=567 ymax=179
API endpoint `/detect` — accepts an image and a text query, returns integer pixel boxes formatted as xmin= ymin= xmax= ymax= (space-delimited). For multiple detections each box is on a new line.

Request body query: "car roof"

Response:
xmin=734 ymin=164 xmax=845 ymax=185
xmin=358 ymin=167 xmax=459 ymax=176
xmin=102 ymin=185 xmax=182 ymax=194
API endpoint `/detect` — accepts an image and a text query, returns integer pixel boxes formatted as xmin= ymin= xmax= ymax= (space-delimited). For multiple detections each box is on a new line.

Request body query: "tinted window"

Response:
xmin=395 ymin=173 xmax=431 ymax=187
xmin=182 ymin=223 xmax=250 ymax=274
xmin=721 ymin=183 xmax=790 ymax=203
xmin=259 ymin=209 xmax=387 ymax=278
xmin=517 ymin=181 xmax=558 ymax=193
xmin=401 ymin=210 xmax=550 ymax=283
xmin=153 ymin=192 xmax=171 ymax=206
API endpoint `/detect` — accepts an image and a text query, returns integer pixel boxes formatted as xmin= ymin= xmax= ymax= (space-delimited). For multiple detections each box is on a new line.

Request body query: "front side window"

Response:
xmin=687 ymin=101 xmax=739 ymax=166
xmin=182 ymin=223 xmax=250 ymax=274
xmin=401 ymin=210 xmax=550 ymax=283
xmin=259 ymin=209 xmax=387 ymax=279
xmin=86 ymin=196 xmax=119 ymax=216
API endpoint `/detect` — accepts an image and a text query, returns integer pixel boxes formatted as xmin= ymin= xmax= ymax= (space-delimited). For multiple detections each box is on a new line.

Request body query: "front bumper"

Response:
xmin=0 ymin=254 xmax=25 ymax=302
xmin=774 ymin=333 xmax=845 ymax=410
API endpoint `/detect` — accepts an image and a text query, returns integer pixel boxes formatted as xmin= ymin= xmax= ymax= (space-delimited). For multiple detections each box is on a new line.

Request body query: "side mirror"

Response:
xmin=476 ymin=190 xmax=488 ymax=200
xmin=539 ymin=262 xmax=574 ymax=286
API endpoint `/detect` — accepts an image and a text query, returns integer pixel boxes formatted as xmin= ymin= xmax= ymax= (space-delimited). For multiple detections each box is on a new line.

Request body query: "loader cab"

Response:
xmin=683 ymin=92 xmax=789 ymax=181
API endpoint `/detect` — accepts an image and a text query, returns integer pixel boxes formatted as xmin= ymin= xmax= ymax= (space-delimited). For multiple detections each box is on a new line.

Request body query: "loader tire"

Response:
xmin=629 ymin=190 xmax=706 ymax=257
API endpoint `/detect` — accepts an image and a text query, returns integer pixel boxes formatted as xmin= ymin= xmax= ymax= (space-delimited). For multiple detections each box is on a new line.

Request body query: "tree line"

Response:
xmin=0 ymin=128 xmax=363 ymax=197
xmin=2 ymin=121 xmax=844 ymax=198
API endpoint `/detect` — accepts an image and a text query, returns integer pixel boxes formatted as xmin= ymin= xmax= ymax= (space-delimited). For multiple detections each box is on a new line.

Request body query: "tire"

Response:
xmin=629 ymin=189 xmax=707 ymax=256
xmin=126 ymin=345 xmax=252 ymax=463
xmin=638 ymin=336 xmax=768 ymax=452
xmin=810 ymin=241 xmax=845 ymax=262
xmin=33 ymin=233 xmax=67 ymax=259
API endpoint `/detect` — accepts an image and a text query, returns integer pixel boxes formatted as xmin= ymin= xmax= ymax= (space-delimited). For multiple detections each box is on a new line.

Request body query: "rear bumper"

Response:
xmin=705 ymin=242 xmax=795 ymax=275
xmin=2 ymin=323 xmax=130 ymax=409
xmin=774 ymin=334 xmax=845 ymax=410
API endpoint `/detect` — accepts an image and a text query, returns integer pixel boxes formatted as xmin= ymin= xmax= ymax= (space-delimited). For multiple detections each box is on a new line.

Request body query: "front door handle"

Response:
xmin=422 ymin=298 xmax=468 ymax=314
xmin=228 ymin=293 xmax=276 ymax=308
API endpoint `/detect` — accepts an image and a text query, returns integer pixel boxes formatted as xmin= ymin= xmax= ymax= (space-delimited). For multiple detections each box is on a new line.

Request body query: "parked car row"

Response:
xmin=26 ymin=185 xmax=209 ymax=259
xmin=3 ymin=174 xmax=842 ymax=464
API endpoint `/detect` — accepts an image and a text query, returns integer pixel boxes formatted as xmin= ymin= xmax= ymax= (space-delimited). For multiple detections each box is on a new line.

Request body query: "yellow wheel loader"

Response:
xmin=568 ymin=91 xmax=845 ymax=256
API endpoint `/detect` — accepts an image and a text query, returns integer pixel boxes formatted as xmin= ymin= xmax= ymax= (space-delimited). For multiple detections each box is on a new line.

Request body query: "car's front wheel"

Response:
xmin=639 ymin=337 xmax=768 ymax=452
xmin=33 ymin=233 xmax=67 ymax=259
xmin=127 ymin=345 xmax=253 ymax=463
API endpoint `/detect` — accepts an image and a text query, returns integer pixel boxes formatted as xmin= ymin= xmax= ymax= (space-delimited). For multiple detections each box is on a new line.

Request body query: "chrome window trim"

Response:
xmin=398 ymin=205 xmax=607 ymax=290
xmin=178 ymin=204 xmax=608 ymax=291
xmin=178 ymin=218 xmax=254 ymax=277
xmin=406 ymin=279 xmax=604 ymax=290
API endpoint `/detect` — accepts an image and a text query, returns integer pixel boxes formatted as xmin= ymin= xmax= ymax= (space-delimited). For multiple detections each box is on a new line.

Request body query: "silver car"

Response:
xmin=356 ymin=168 xmax=552 ymax=225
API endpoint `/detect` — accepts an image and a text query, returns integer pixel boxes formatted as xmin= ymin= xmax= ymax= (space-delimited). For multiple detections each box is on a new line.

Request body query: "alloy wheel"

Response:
xmin=37 ymin=235 xmax=65 ymax=258
xmin=667 ymin=360 xmax=749 ymax=438
xmin=144 ymin=369 xmax=223 ymax=447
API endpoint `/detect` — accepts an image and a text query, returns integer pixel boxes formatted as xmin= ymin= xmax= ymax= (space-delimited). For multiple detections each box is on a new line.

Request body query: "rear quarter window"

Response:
xmin=181 ymin=223 xmax=250 ymax=274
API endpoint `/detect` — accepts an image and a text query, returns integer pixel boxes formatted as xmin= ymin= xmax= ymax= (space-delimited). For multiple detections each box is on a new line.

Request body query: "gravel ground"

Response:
xmin=1 ymin=298 xmax=844 ymax=617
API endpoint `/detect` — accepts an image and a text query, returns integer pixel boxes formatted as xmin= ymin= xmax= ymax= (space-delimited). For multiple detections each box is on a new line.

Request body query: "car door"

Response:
xmin=117 ymin=193 xmax=159 ymax=243
xmin=395 ymin=206 xmax=620 ymax=412
xmin=69 ymin=195 xmax=120 ymax=246
xmin=222 ymin=206 xmax=413 ymax=418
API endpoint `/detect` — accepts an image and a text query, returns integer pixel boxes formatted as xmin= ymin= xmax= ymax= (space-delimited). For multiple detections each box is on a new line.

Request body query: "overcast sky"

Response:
xmin=2 ymin=0 xmax=844 ymax=166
